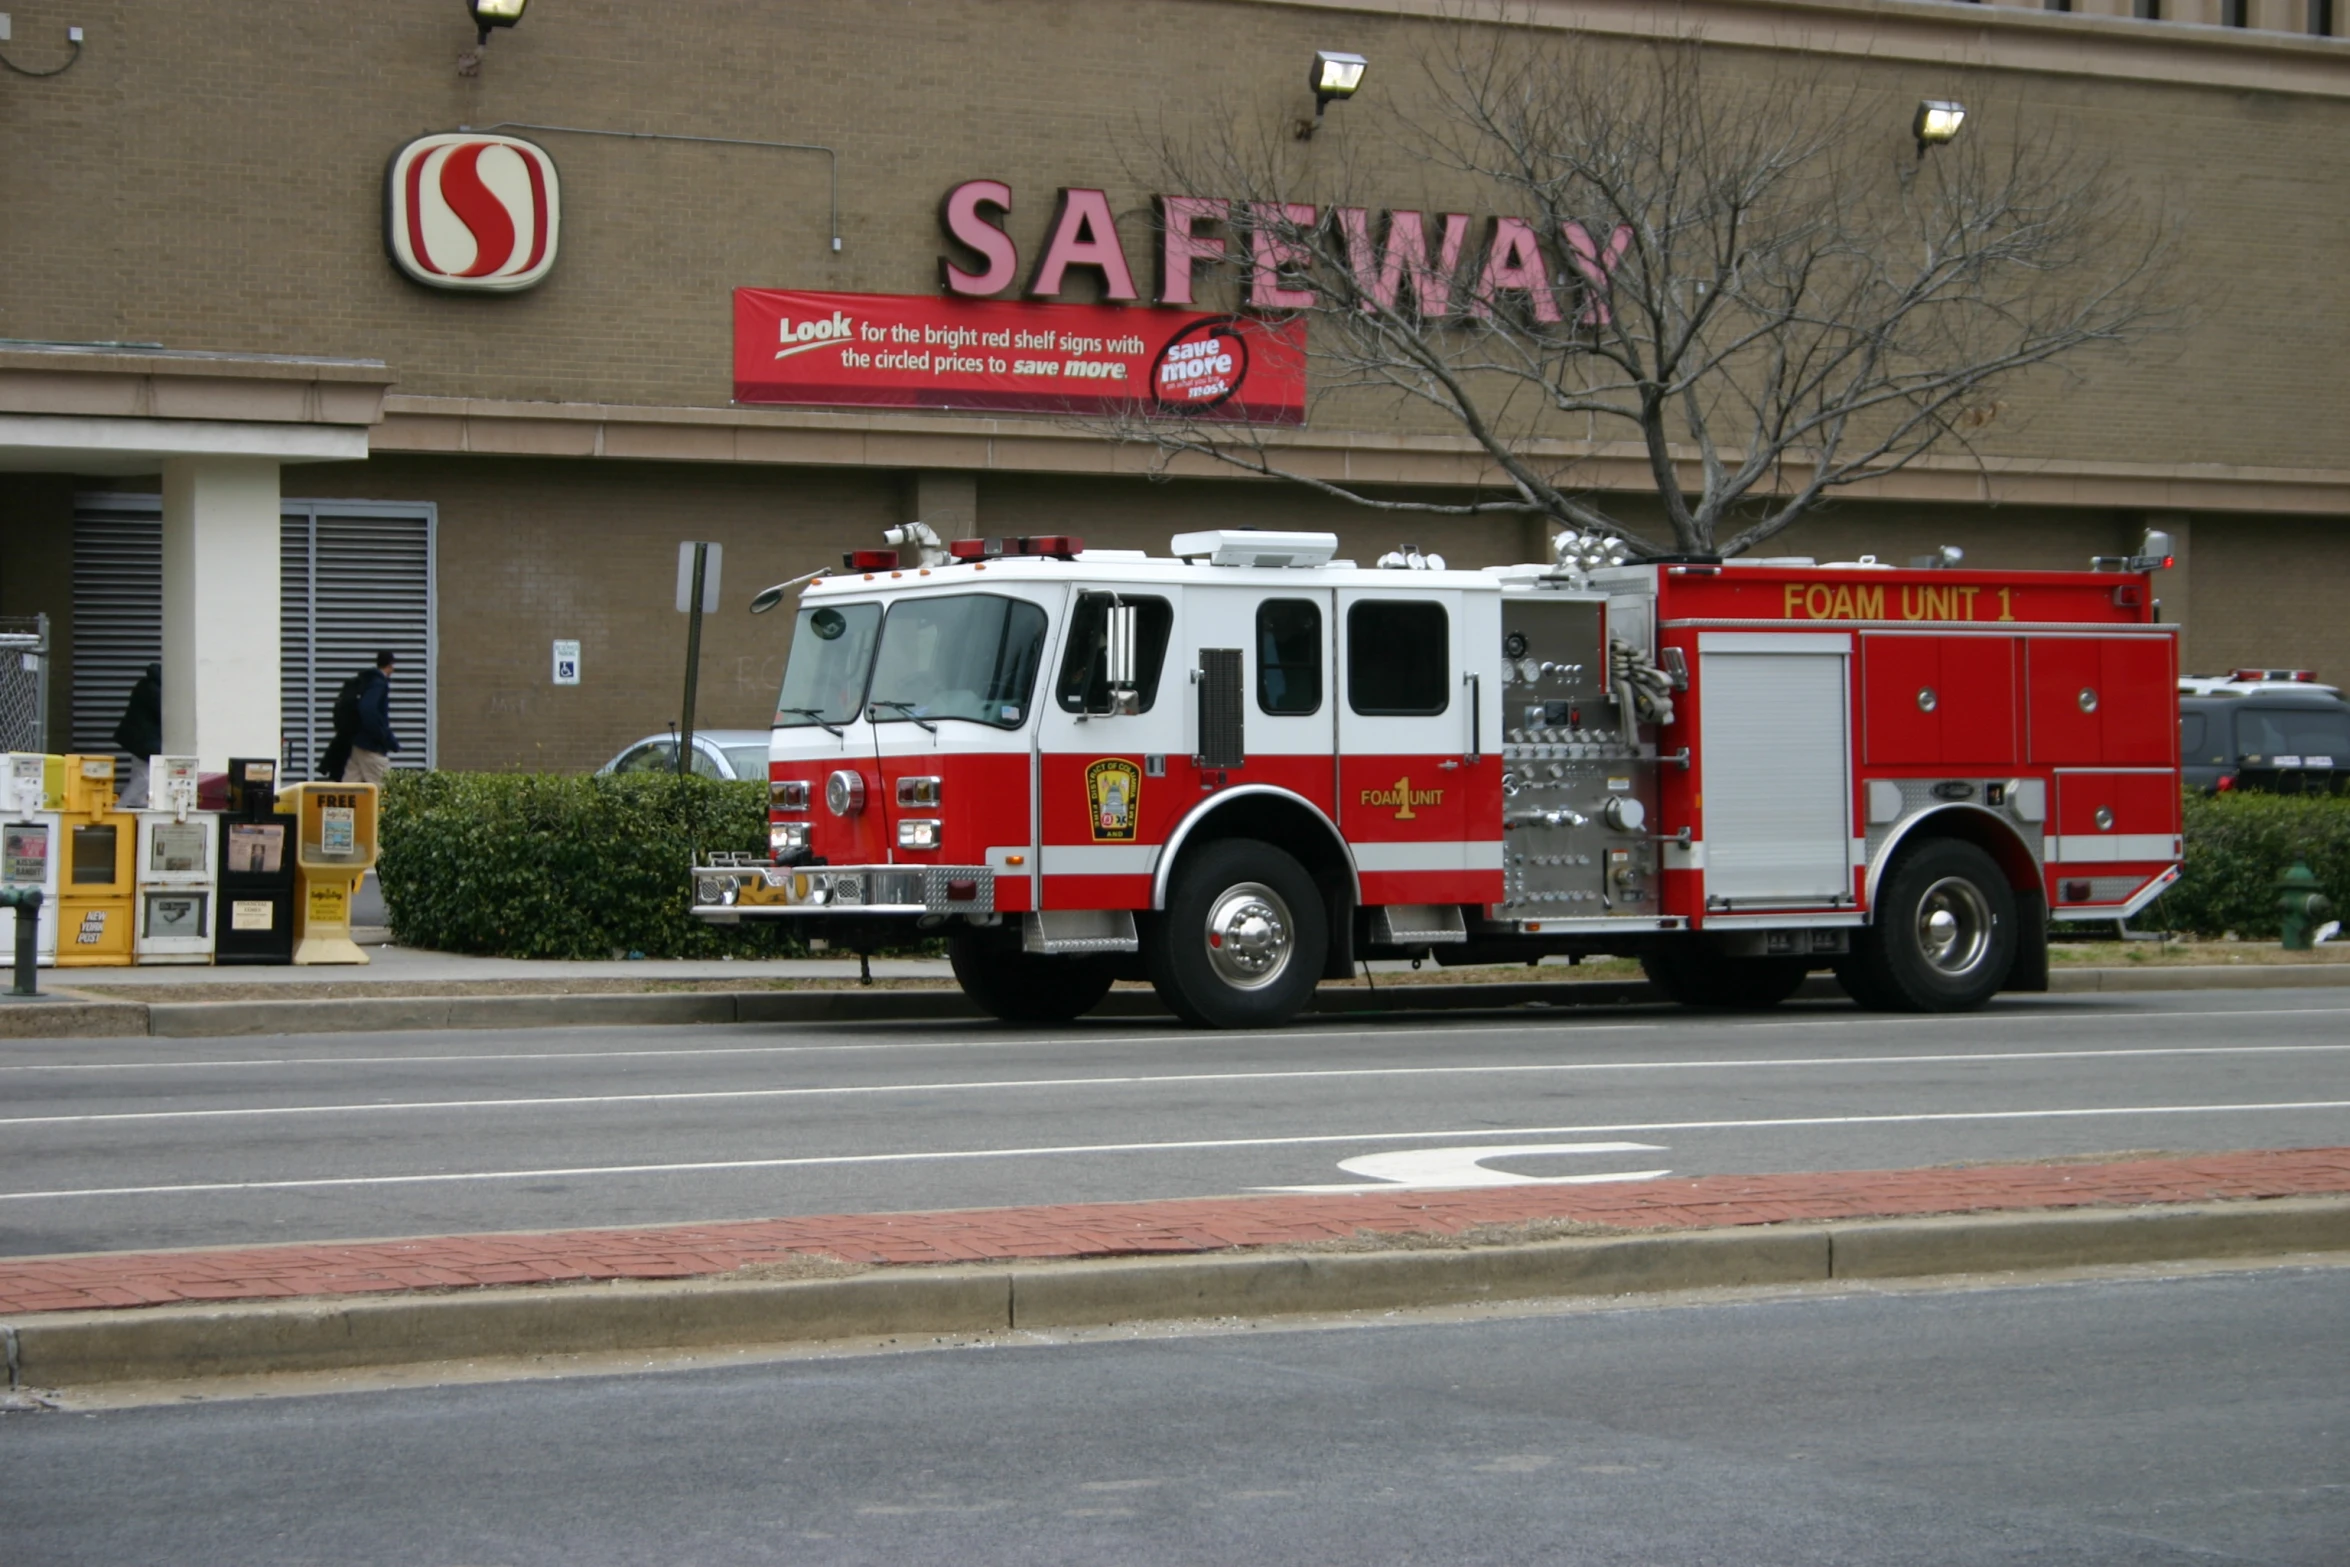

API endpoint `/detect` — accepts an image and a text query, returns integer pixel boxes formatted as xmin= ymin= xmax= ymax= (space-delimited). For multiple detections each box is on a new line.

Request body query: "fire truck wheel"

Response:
xmin=1639 ymin=946 xmax=1811 ymax=1010
xmin=1150 ymin=838 xmax=1328 ymax=1029
xmin=946 ymin=932 xmax=1117 ymax=1024
xmin=1842 ymin=838 xmax=2017 ymax=1012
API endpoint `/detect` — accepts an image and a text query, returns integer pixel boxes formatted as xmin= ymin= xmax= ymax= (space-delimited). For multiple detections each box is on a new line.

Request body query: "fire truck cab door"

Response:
xmin=1336 ymin=585 xmax=1499 ymax=907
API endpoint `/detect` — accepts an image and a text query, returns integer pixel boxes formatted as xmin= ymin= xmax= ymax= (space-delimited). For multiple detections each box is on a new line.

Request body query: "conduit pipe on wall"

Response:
xmin=460 ymin=121 xmax=843 ymax=252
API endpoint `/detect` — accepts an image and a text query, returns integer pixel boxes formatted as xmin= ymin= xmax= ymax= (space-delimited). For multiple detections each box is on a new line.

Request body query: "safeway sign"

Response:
xmin=385 ymin=133 xmax=560 ymax=292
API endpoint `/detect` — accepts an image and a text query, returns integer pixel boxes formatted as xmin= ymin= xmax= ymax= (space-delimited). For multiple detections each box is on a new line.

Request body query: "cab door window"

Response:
xmin=1347 ymin=601 xmax=1449 ymax=715
xmin=1057 ymin=593 xmax=1174 ymax=713
xmin=1257 ymin=599 xmax=1323 ymax=715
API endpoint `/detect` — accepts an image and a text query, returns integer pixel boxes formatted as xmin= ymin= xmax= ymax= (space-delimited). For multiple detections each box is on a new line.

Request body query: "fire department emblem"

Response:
xmin=1085 ymin=759 xmax=1141 ymax=842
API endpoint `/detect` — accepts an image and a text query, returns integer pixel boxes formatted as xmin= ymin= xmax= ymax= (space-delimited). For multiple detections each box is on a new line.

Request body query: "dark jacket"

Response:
xmin=113 ymin=663 xmax=163 ymax=759
xmin=352 ymin=667 xmax=399 ymax=755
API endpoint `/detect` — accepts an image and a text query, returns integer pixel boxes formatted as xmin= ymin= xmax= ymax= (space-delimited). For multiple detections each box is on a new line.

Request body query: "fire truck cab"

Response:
xmin=694 ymin=527 xmax=2182 ymax=1028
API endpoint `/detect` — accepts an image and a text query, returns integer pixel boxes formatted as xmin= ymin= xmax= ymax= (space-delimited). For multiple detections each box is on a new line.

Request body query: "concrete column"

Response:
xmin=901 ymin=471 xmax=979 ymax=539
xmin=2136 ymin=510 xmax=2192 ymax=674
xmin=161 ymin=456 xmax=281 ymax=771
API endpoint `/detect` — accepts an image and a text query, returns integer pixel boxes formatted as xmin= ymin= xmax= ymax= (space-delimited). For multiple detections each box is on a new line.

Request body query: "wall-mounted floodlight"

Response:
xmin=468 ymin=0 xmax=528 ymax=46
xmin=1311 ymin=51 xmax=1368 ymax=110
xmin=1297 ymin=50 xmax=1367 ymax=139
xmin=1913 ymin=99 xmax=1967 ymax=154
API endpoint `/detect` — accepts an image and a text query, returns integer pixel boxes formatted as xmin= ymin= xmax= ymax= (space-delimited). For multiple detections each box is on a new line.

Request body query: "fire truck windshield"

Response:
xmin=774 ymin=601 xmax=881 ymax=729
xmin=866 ymin=593 xmax=1050 ymax=731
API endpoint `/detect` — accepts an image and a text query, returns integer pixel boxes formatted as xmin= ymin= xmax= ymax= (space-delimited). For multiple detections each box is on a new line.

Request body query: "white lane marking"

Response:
xmin=2 ymin=1099 xmax=2342 ymax=1204
xmin=7 ymin=1042 xmax=2349 ymax=1129
xmin=1262 ymin=1142 xmax=1672 ymax=1194
xmin=8 ymin=1001 xmax=2350 ymax=1075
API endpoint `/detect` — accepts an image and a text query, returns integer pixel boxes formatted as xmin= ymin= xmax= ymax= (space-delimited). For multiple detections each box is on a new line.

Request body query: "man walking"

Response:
xmin=340 ymin=651 xmax=400 ymax=785
xmin=112 ymin=660 xmax=163 ymax=809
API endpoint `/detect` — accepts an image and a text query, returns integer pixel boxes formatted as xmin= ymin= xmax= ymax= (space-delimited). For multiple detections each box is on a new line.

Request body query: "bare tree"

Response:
xmin=1112 ymin=25 xmax=2176 ymax=559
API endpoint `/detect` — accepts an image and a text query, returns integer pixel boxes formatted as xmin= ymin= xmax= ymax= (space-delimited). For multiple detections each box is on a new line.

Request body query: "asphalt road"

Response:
xmin=6 ymin=1265 xmax=2344 ymax=1564
xmin=2 ymin=989 xmax=2347 ymax=1258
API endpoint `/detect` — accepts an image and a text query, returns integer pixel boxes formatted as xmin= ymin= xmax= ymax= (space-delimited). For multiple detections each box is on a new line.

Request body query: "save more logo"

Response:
xmin=1360 ymin=775 xmax=1444 ymax=820
xmin=386 ymin=134 xmax=561 ymax=292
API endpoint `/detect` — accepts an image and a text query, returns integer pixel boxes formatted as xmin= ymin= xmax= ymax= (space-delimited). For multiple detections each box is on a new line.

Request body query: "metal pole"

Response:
xmin=678 ymin=544 xmax=708 ymax=778
xmin=5 ymin=889 xmax=39 ymax=997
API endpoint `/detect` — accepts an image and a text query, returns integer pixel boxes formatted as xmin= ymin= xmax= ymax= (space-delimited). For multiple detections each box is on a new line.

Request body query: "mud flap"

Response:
xmin=1323 ymin=885 xmax=1357 ymax=980
xmin=2005 ymin=887 xmax=2050 ymax=993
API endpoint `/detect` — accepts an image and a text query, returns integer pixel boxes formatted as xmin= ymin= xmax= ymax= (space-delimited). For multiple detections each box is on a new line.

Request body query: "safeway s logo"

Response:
xmin=385 ymin=133 xmax=560 ymax=292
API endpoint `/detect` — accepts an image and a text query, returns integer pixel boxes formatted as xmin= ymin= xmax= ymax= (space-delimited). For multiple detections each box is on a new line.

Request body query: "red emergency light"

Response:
xmin=2232 ymin=668 xmax=2318 ymax=684
xmin=842 ymin=549 xmax=899 ymax=571
xmin=946 ymin=535 xmax=1085 ymax=561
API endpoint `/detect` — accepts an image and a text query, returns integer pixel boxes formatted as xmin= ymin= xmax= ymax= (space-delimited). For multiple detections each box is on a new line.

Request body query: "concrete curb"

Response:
xmin=10 ymin=1197 xmax=2345 ymax=1389
xmin=6 ymin=963 xmax=2346 ymax=1039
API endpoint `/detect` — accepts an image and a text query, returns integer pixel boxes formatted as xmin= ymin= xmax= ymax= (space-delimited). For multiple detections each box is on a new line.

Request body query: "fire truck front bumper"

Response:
xmin=690 ymin=858 xmax=995 ymax=920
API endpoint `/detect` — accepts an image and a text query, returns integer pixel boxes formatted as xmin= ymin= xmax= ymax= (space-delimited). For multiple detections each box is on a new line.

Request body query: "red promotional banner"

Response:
xmin=732 ymin=289 xmax=1306 ymax=424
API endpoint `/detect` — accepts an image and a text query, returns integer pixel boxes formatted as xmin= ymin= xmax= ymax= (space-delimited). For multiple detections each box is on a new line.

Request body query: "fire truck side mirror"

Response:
xmin=1105 ymin=602 xmax=1141 ymax=715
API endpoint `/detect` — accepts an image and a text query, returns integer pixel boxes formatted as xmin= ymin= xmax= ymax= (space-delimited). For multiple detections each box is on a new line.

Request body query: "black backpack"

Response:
xmin=331 ymin=671 xmax=367 ymax=739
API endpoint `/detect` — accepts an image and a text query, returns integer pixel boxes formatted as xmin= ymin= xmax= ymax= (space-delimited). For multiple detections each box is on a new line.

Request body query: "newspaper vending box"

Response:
xmin=134 ymin=756 xmax=217 ymax=963
xmin=0 ymin=753 xmax=62 ymax=967
xmin=277 ymin=780 xmax=377 ymax=965
xmin=55 ymin=754 xmax=134 ymax=967
xmin=216 ymin=757 xmax=295 ymax=965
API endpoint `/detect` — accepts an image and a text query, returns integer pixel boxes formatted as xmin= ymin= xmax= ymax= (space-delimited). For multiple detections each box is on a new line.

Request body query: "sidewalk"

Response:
xmin=9 ymin=1146 xmax=2347 ymax=1317
xmin=47 ymin=945 xmax=957 ymax=988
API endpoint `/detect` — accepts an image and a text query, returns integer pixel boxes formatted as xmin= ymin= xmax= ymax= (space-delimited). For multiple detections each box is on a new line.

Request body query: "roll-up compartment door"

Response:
xmin=1699 ymin=635 xmax=1853 ymax=905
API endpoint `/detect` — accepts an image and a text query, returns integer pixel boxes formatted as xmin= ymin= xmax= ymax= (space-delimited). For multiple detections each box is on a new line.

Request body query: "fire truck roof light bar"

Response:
xmin=946 ymin=535 xmax=1085 ymax=561
xmin=1170 ymin=529 xmax=1339 ymax=568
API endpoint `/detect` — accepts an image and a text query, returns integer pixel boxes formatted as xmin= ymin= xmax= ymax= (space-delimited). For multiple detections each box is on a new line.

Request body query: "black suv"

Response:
xmin=2179 ymin=687 xmax=2350 ymax=794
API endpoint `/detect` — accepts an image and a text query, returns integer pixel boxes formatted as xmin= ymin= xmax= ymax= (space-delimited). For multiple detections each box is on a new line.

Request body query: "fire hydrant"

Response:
xmin=2277 ymin=862 xmax=2334 ymax=951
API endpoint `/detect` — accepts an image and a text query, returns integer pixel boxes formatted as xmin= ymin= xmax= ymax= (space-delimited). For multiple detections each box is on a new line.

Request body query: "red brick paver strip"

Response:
xmin=4 ymin=1146 xmax=2346 ymax=1316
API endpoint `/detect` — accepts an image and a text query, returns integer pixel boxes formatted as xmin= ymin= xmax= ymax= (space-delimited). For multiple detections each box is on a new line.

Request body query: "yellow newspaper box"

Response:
xmin=276 ymin=781 xmax=378 ymax=965
xmin=56 ymin=754 xmax=135 ymax=967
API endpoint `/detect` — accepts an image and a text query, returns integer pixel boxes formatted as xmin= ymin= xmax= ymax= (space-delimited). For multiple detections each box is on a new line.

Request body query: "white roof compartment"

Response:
xmin=1169 ymin=529 xmax=1339 ymax=568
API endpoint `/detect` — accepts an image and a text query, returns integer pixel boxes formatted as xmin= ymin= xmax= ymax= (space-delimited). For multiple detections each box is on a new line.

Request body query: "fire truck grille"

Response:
xmin=1195 ymin=648 xmax=1246 ymax=769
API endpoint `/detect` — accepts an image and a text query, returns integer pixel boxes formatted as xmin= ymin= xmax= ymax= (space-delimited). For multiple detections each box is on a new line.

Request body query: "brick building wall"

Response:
xmin=3 ymin=0 xmax=2346 ymax=765
xmin=1 ymin=0 xmax=2346 ymax=468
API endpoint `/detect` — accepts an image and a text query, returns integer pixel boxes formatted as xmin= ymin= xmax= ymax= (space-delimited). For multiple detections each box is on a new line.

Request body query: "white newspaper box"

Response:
xmin=0 ymin=753 xmax=61 ymax=967
xmin=134 ymin=756 xmax=217 ymax=963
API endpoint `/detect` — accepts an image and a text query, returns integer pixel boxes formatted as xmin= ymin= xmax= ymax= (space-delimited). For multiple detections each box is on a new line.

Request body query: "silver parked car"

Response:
xmin=597 ymin=729 xmax=772 ymax=782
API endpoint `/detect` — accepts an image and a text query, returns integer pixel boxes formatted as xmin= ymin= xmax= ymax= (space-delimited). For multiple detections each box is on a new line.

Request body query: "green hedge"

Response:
xmin=377 ymin=773 xmax=2345 ymax=955
xmin=377 ymin=771 xmax=788 ymax=959
xmin=2142 ymin=792 xmax=2350 ymax=938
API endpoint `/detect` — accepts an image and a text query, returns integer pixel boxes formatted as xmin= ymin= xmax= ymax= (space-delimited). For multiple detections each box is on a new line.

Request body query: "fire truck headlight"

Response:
xmin=897 ymin=819 xmax=942 ymax=851
xmin=826 ymin=769 xmax=866 ymax=816
xmin=770 ymin=821 xmax=809 ymax=856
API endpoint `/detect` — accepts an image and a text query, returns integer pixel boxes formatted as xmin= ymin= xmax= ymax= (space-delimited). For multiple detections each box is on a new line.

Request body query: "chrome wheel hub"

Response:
xmin=1916 ymin=876 xmax=1993 ymax=977
xmin=1203 ymin=881 xmax=1293 ymax=990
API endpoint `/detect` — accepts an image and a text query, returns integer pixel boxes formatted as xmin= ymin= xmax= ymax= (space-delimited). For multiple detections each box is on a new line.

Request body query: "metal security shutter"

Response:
xmin=1698 ymin=639 xmax=1852 ymax=904
xmin=69 ymin=498 xmax=164 ymax=758
xmin=71 ymin=495 xmax=435 ymax=778
xmin=283 ymin=503 xmax=436 ymax=780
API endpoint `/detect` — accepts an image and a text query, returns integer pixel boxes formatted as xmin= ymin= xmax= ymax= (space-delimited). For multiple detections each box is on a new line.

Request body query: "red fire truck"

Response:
xmin=692 ymin=526 xmax=2182 ymax=1028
